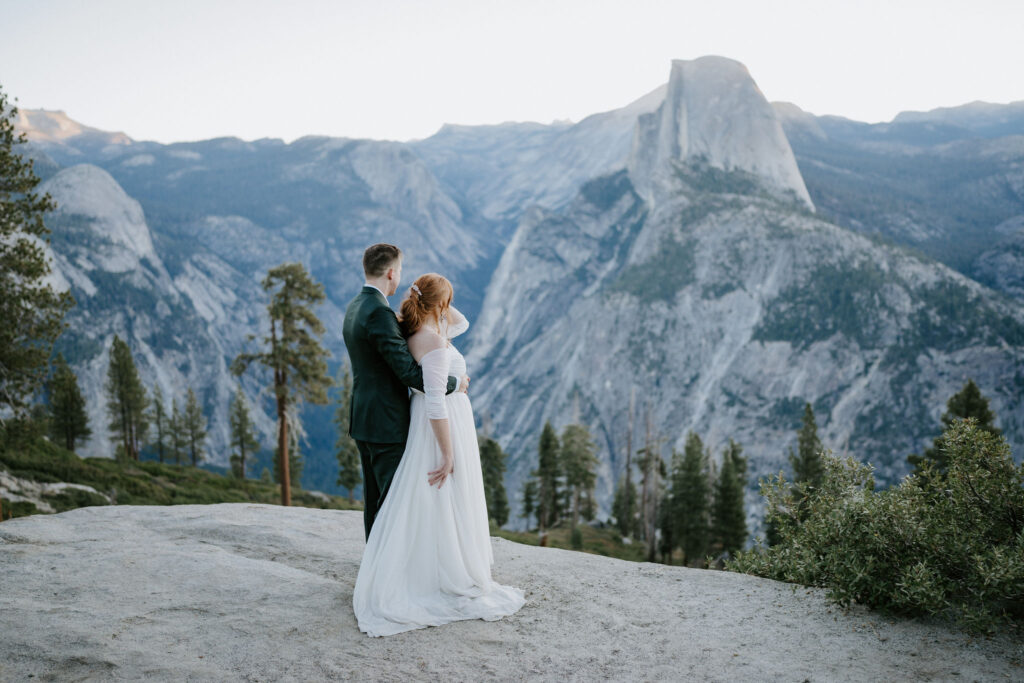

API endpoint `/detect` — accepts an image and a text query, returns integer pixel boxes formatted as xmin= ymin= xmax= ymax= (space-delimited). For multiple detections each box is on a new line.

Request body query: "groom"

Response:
xmin=342 ymin=243 xmax=467 ymax=540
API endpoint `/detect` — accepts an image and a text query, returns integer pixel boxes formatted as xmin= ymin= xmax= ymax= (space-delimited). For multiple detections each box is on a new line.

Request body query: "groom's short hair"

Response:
xmin=363 ymin=243 xmax=402 ymax=277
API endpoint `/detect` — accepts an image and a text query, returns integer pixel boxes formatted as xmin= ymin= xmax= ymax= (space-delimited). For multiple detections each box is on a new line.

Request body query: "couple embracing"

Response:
xmin=343 ymin=243 xmax=526 ymax=637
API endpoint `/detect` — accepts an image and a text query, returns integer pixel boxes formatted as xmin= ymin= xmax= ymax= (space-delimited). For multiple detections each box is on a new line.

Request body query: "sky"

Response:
xmin=1 ymin=0 xmax=1021 ymax=144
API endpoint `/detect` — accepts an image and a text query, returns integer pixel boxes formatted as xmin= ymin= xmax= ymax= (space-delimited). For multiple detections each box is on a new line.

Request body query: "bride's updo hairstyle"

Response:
xmin=399 ymin=273 xmax=453 ymax=337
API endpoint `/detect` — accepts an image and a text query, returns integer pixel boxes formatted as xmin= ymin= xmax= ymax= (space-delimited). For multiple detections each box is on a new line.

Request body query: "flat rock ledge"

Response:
xmin=1 ymin=504 xmax=1020 ymax=682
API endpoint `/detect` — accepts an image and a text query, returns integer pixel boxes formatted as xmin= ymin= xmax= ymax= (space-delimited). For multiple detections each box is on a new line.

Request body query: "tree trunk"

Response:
xmin=278 ymin=399 xmax=290 ymax=506
xmin=625 ymin=388 xmax=635 ymax=537
xmin=572 ymin=488 xmax=580 ymax=530
xmin=276 ymin=375 xmax=290 ymax=507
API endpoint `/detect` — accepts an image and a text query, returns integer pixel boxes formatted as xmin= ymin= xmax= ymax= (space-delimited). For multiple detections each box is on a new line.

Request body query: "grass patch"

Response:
xmin=493 ymin=522 xmax=649 ymax=562
xmin=0 ymin=436 xmax=360 ymax=520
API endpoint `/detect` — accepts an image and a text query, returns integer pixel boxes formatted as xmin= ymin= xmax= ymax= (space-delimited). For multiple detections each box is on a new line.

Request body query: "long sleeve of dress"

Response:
xmin=444 ymin=306 xmax=470 ymax=340
xmin=420 ymin=347 xmax=451 ymax=420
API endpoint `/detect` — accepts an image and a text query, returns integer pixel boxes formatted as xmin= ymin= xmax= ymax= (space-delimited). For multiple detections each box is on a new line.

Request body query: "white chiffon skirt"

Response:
xmin=352 ymin=391 xmax=526 ymax=637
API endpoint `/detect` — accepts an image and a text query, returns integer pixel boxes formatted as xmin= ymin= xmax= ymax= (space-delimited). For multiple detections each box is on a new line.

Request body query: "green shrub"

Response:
xmin=44 ymin=487 xmax=111 ymax=513
xmin=0 ymin=435 xmax=361 ymax=515
xmin=728 ymin=418 xmax=1024 ymax=633
xmin=1 ymin=498 xmax=40 ymax=519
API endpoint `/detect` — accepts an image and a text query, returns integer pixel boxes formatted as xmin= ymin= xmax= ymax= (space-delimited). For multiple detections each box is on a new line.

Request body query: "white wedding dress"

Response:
xmin=352 ymin=312 xmax=526 ymax=637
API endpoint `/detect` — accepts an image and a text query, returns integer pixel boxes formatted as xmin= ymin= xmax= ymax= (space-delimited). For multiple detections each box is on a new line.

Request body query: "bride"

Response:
xmin=352 ymin=273 xmax=526 ymax=637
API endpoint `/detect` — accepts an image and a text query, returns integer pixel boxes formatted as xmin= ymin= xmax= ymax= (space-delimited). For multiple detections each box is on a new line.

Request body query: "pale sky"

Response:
xmin=2 ymin=0 xmax=1021 ymax=144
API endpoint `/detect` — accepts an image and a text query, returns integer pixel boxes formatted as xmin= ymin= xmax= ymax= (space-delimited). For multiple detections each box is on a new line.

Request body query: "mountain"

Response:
xmin=16 ymin=120 xmax=505 ymax=492
xmin=412 ymin=84 xmax=667 ymax=231
xmin=12 ymin=56 xmax=1024 ymax=513
xmin=37 ymin=163 xmax=268 ymax=463
xmin=15 ymin=108 xmax=132 ymax=160
xmin=628 ymin=57 xmax=812 ymax=210
xmin=468 ymin=58 xmax=1024 ymax=524
xmin=772 ymin=101 xmax=1024 ymax=287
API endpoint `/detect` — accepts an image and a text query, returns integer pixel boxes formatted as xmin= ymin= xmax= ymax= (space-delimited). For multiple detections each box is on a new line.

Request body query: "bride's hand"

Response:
xmin=427 ymin=453 xmax=454 ymax=489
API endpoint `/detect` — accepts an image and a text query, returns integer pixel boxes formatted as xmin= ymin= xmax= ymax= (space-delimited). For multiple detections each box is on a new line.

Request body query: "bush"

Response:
xmin=727 ymin=418 xmax=1024 ymax=633
xmin=44 ymin=487 xmax=110 ymax=513
xmin=1 ymin=498 xmax=40 ymax=520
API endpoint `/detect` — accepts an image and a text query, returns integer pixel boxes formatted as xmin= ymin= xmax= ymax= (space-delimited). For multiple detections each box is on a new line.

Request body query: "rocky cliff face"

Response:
xmin=14 ymin=57 xmax=1024 ymax=509
xmin=412 ymin=84 xmax=666 ymax=228
xmin=629 ymin=57 xmax=813 ymax=210
xmin=468 ymin=61 xmax=1024 ymax=523
xmin=773 ymin=101 xmax=1024 ymax=293
xmin=38 ymin=165 xmax=267 ymax=462
xmin=20 ymin=126 xmax=498 ymax=483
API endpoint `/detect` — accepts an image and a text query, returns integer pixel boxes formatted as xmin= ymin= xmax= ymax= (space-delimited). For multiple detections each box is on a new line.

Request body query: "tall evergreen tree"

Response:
xmin=520 ymin=479 xmax=537 ymax=530
xmin=169 ymin=397 xmax=187 ymax=466
xmin=674 ymin=431 xmax=711 ymax=566
xmin=273 ymin=413 xmax=303 ymax=491
xmin=637 ymin=406 xmax=667 ymax=561
xmin=535 ymin=421 xmax=561 ymax=531
xmin=46 ymin=353 xmax=90 ymax=452
xmin=0 ymin=85 xmax=75 ymax=419
xmin=148 ymin=384 xmax=169 ymax=463
xmin=333 ymin=366 xmax=361 ymax=502
xmin=229 ymin=385 xmax=260 ymax=480
xmin=767 ymin=402 xmax=825 ymax=545
xmin=560 ymin=423 xmax=598 ymax=532
xmin=612 ymin=389 xmax=639 ymax=539
xmin=232 ymin=262 xmax=331 ymax=506
xmin=104 ymin=335 xmax=148 ymax=461
xmin=789 ymin=402 xmax=824 ymax=491
xmin=659 ymin=447 xmax=685 ymax=563
xmin=612 ymin=473 xmax=639 ymax=539
xmin=909 ymin=379 xmax=1002 ymax=477
xmin=183 ymin=387 xmax=207 ymax=467
xmin=479 ymin=435 xmax=511 ymax=526
xmin=711 ymin=439 xmax=748 ymax=557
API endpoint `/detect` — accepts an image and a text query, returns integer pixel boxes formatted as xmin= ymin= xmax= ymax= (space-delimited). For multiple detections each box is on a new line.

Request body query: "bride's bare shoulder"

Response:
xmin=408 ymin=328 xmax=446 ymax=362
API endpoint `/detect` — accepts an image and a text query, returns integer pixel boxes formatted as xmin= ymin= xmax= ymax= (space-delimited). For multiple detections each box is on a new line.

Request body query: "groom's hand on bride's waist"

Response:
xmin=459 ymin=375 xmax=470 ymax=393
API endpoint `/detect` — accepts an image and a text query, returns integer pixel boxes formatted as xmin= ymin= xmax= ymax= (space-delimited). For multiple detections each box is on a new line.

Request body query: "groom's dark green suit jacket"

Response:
xmin=342 ymin=286 xmax=457 ymax=443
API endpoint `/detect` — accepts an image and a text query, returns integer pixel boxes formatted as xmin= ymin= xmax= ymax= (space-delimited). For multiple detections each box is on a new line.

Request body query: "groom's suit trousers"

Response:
xmin=357 ymin=439 xmax=406 ymax=540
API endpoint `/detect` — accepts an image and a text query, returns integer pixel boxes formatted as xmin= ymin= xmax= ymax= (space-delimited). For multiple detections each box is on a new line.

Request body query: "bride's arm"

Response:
xmin=420 ymin=343 xmax=455 ymax=488
xmin=445 ymin=305 xmax=469 ymax=339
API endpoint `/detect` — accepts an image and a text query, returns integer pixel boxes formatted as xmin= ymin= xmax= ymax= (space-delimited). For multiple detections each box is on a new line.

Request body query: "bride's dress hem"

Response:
xmin=351 ymin=336 xmax=527 ymax=637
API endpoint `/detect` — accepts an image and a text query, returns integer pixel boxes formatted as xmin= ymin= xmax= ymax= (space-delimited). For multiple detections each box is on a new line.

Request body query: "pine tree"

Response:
xmin=232 ymin=262 xmax=331 ymax=506
xmin=789 ymin=402 xmax=824 ymax=491
xmin=638 ymin=407 xmax=666 ymax=562
xmin=274 ymin=418 xmax=303 ymax=491
xmin=0 ymin=85 xmax=75 ymax=419
xmin=183 ymin=387 xmax=207 ymax=467
xmin=674 ymin=431 xmax=711 ymax=566
xmin=560 ymin=423 xmax=598 ymax=532
xmin=561 ymin=423 xmax=598 ymax=532
xmin=104 ymin=335 xmax=148 ymax=461
xmin=909 ymin=379 xmax=1001 ymax=477
xmin=612 ymin=474 xmax=638 ymax=539
xmin=148 ymin=384 xmax=169 ymax=463
xmin=229 ymin=386 xmax=260 ymax=480
xmin=612 ymin=389 xmax=639 ymax=539
xmin=333 ymin=366 xmax=361 ymax=502
xmin=535 ymin=421 xmax=561 ymax=531
xmin=479 ymin=435 xmax=511 ymax=526
xmin=711 ymin=439 xmax=748 ymax=558
xmin=169 ymin=397 xmax=187 ymax=466
xmin=520 ymin=479 xmax=538 ymax=530
xmin=46 ymin=353 xmax=90 ymax=452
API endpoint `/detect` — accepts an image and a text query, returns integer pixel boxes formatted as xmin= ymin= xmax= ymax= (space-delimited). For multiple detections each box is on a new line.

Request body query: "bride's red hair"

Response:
xmin=399 ymin=273 xmax=453 ymax=337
